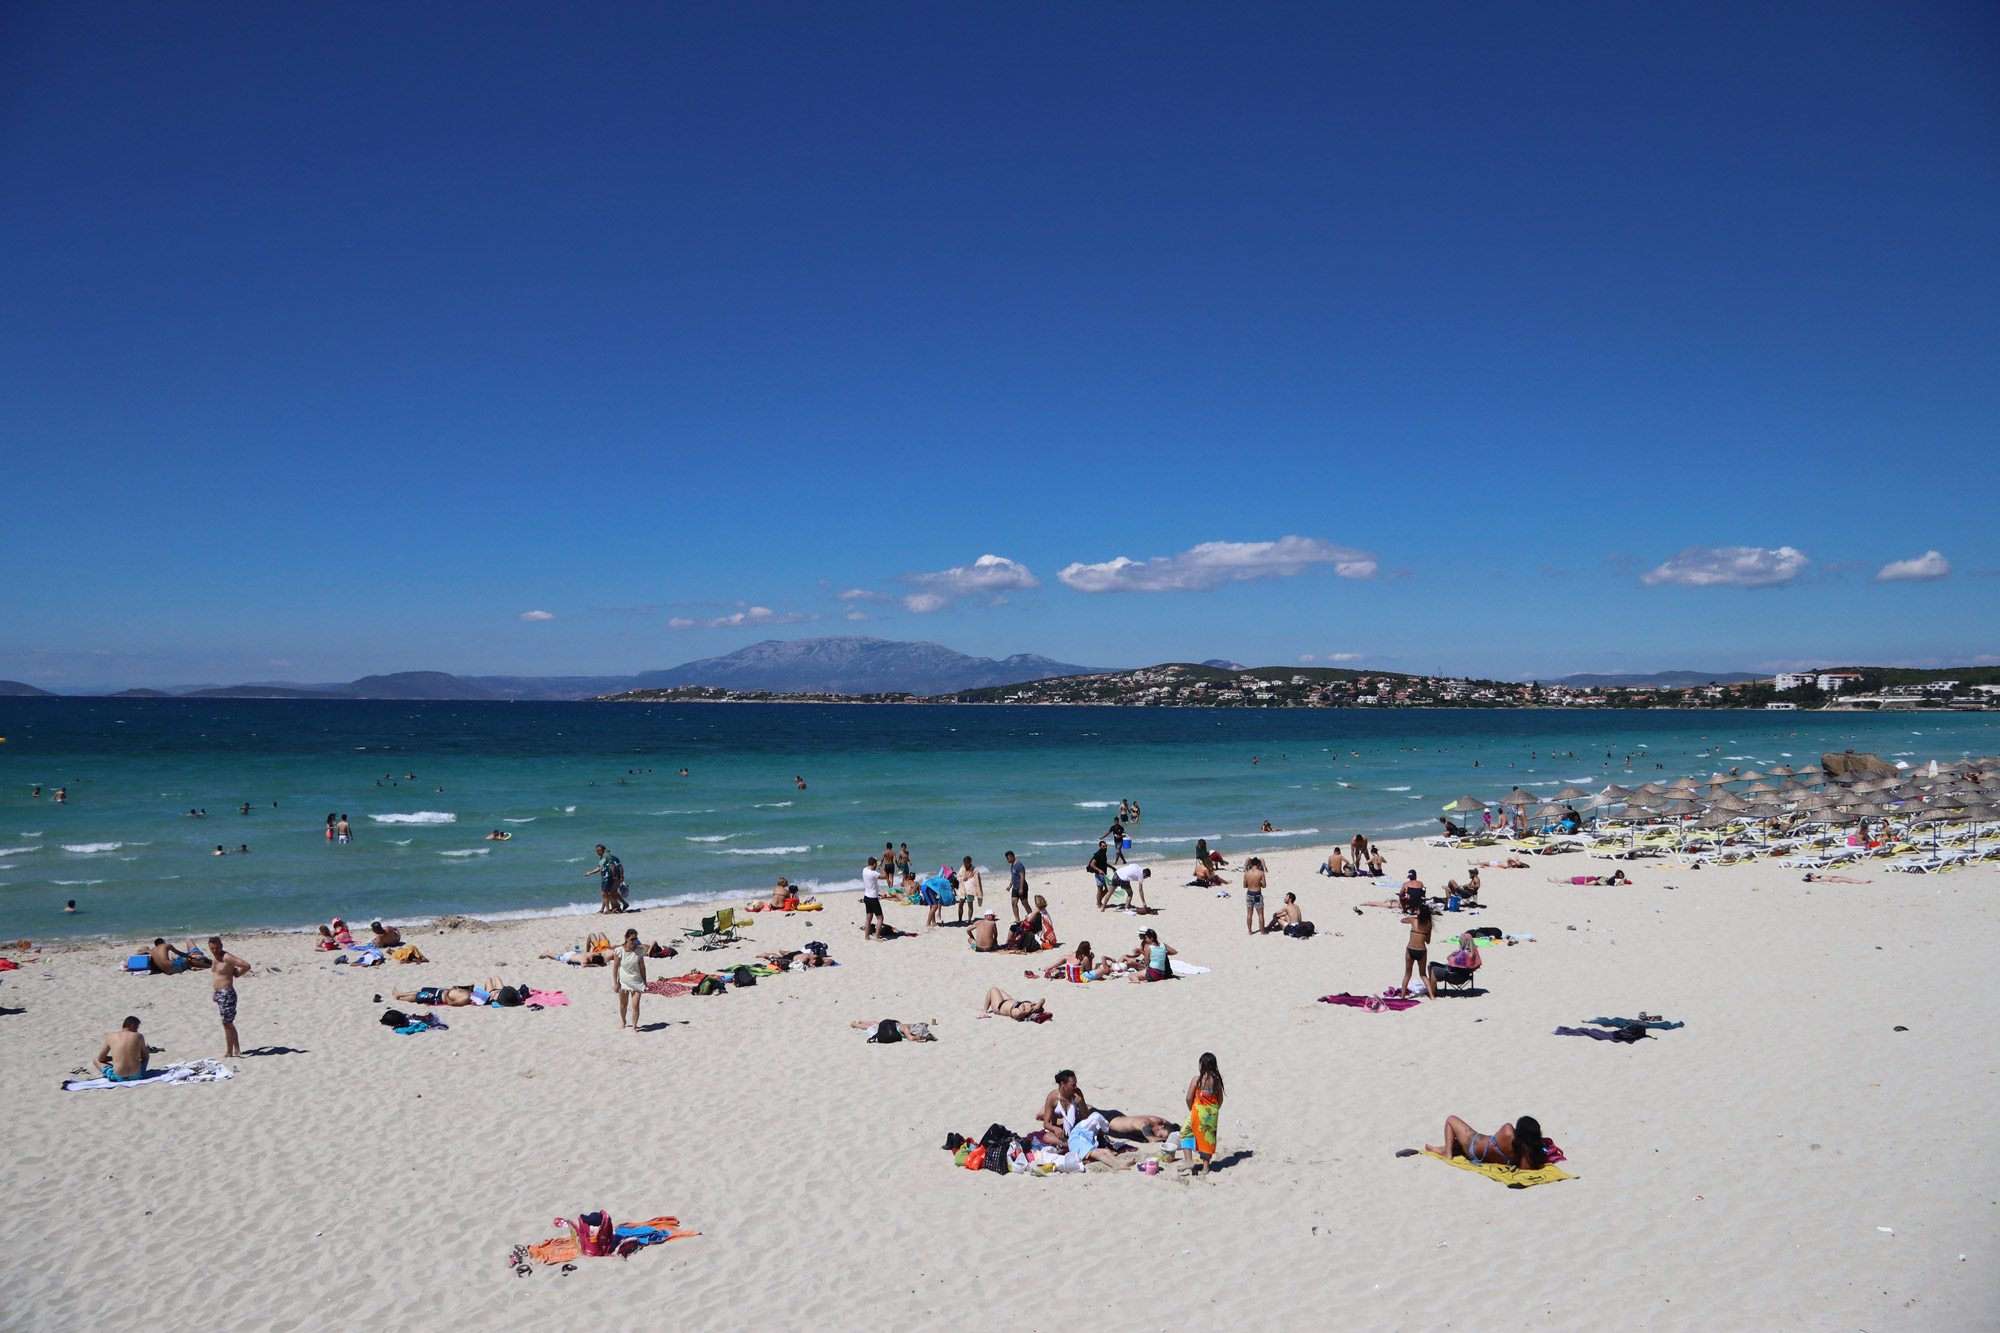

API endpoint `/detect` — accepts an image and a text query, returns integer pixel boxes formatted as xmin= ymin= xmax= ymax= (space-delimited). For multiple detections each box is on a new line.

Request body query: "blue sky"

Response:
xmin=3 ymin=2 xmax=1996 ymax=690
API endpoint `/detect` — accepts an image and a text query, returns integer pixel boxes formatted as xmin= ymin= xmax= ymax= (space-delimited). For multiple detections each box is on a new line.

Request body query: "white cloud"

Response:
xmin=1326 ymin=652 xmax=1364 ymax=662
xmin=1298 ymin=654 xmax=1316 ymax=662
xmin=518 ymin=610 xmax=556 ymax=622
xmin=1873 ymin=550 xmax=1950 ymax=583
xmin=1057 ymin=537 xmax=1378 ymax=594
xmin=845 ymin=554 xmax=1040 ymax=614
xmin=845 ymin=610 xmax=870 ymax=621
xmin=667 ymin=606 xmax=810 ymax=630
xmin=1638 ymin=545 xmax=1810 ymax=589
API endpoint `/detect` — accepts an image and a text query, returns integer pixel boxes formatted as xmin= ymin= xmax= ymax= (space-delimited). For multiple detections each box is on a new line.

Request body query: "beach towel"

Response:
xmin=644 ymin=980 xmax=694 ymax=997
xmin=613 ymin=1216 xmax=698 ymax=1249
xmin=62 ymin=1059 xmax=234 ymax=1091
xmin=525 ymin=989 xmax=569 ymax=1006
xmin=348 ymin=947 xmax=385 ymax=967
xmin=1184 ymin=1090 xmax=1220 ymax=1158
xmin=1586 ymin=1016 xmax=1683 ymax=1030
xmin=525 ymin=1232 xmax=580 ymax=1265
xmin=393 ymin=1011 xmax=449 ymax=1035
xmin=390 ymin=944 xmax=427 ymax=964
xmin=1319 ymin=992 xmax=1420 ymax=1011
xmin=1431 ymin=1150 xmax=1574 ymax=1188
xmin=1554 ymin=1026 xmax=1645 ymax=1043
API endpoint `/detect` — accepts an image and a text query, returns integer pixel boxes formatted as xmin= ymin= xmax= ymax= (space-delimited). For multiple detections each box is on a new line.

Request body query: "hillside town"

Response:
xmin=600 ymin=663 xmax=2000 ymax=709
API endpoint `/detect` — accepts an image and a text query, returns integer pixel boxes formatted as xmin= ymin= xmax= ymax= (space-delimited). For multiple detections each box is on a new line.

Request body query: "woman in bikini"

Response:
xmin=1425 ymin=1114 xmax=1546 ymax=1170
xmin=1399 ymin=899 xmax=1436 ymax=998
xmin=980 ymin=987 xmax=1045 ymax=1020
xmin=1549 ymin=870 xmax=1629 ymax=886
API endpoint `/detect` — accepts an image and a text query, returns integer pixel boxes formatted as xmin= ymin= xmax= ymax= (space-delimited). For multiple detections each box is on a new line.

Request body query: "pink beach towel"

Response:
xmin=526 ymin=989 xmax=569 ymax=1006
xmin=1319 ymin=992 xmax=1421 ymax=1011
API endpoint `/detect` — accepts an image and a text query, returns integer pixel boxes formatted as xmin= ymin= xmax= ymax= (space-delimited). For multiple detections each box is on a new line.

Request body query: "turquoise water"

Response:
xmin=2 ymin=698 xmax=1991 ymax=940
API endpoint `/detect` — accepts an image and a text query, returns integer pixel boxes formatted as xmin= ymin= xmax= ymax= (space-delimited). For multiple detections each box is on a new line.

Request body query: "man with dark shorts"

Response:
xmin=207 ymin=935 xmax=250 ymax=1058
xmin=1242 ymin=857 xmax=1268 ymax=935
xmin=861 ymin=856 xmax=886 ymax=939
xmin=1005 ymin=850 xmax=1029 ymax=922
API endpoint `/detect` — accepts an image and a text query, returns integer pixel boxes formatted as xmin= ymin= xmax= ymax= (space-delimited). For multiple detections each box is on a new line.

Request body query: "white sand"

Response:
xmin=1 ymin=837 xmax=1993 ymax=1330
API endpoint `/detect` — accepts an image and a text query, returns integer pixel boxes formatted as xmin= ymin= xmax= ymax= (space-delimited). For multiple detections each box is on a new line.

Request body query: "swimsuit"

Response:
xmin=1244 ymin=890 xmax=1264 ymax=906
xmin=212 ymin=987 xmax=238 ymax=1023
xmin=1466 ymin=1132 xmax=1506 ymax=1164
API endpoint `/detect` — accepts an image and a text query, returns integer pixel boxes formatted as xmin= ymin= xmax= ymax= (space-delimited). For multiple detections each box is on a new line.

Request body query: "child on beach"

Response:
xmin=1181 ymin=1053 xmax=1224 ymax=1173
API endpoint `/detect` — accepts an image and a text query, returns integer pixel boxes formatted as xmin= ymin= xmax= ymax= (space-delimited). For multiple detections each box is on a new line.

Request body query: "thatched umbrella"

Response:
xmin=1634 ymin=782 xmax=1667 ymax=796
xmin=1736 ymin=769 xmax=1766 ymax=781
xmin=1712 ymin=792 xmax=1752 ymax=812
xmin=1553 ymin=786 xmax=1593 ymax=801
xmin=1442 ymin=795 xmax=1488 ymax=813
xmin=1660 ymin=799 xmax=1703 ymax=817
xmin=1499 ymin=788 xmax=1539 ymax=806
xmin=1597 ymin=784 xmax=1634 ymax=800
xmin=1744 ymin=781 xmax=1779 ymax=794
xmin=1766 ymin=764 xmax=1796 ymax=777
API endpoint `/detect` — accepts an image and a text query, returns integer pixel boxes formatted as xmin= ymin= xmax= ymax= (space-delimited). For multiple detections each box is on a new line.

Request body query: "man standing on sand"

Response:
xmin=1005 ymin=851 xmax=1029 ymax=923
xmin=586 ymin=844 xmax=625 ymax=913
xmin=861 ymin=856 xmax=886 ymax=939
xmin=1242 ymin=857 xmax=1268 ymax=935
xmin=96 ymin=1015 xmax=152 ymax=1081
xmin=1087 ymin=841 xmax=1113 ymax=909
xmin=208 ymin=936 xmax=250 ymax=1058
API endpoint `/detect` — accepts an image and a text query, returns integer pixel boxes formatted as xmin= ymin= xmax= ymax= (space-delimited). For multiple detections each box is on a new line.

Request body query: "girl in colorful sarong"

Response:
xmin=1181 ymin=1052 xmax=1224 ymax=1173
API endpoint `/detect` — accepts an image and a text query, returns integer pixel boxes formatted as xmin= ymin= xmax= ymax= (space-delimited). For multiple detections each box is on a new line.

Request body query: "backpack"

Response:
xmin=692 ymin=975 xmax=726 ymax=996
xmin=804 ymin=940 xmax=828 ymax=958
xmin=1288 ymin=920 xmax=1316 ymax=939
xmin=731 ymin=965 xmax=756 ymax=987
xmin=870 ymin=1018 xmax=902 ymax=1044
xmin=378 ymin=1008 xmax=409 ymax=1027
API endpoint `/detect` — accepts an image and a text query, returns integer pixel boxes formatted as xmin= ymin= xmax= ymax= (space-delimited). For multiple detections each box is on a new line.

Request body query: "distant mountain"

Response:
xmin=463 ymin=674 xmax=644 ymax=701
xmin=631 ymin=636 xmax=1110 ymax=696
xmin=107 ymin=688 xmax=173 ymax=698
xmin=180 ymin=684 xmax=351 ymax=699
xmin=0 ymin=680 xmax=58 ymax=697
xmin=346 ymin=671 xmax=502 ymax=700
xmin=1551 ymin=670 xmax=1765 ymax=689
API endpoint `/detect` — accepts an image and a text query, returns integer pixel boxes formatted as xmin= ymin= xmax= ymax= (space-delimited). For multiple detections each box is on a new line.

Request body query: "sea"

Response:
xmin=2 ymin=698 xmax=1992 ymax=941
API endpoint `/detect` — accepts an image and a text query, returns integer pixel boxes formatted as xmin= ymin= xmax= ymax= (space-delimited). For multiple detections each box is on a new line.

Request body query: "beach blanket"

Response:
xmin=345 ymin=947 xmax=385 ymax=967
xmin=644 ymin=980 xmax=694 ymax=997
xmin=1554 ymin=1025 xmax=1645 ymax=1043
xmin=525 ymin=989 xmax=569 ymax=1007
xmin=1432 ymin=1150 xmax=1574 ymax=1189
xmin=394 ymin=1011 xmax=449 ymax=1035
xmin=390 ymin=944 xmax=427 ymax=964
xmin=1171 ymin=962 xmax=1211 ymax=976
xmin=1319 ymin=992 xmax=1420 ymax=1011
xmin=63 ymin=1059 xmax=234 ymax=1091
xmin=524 ymin=1215 xmax=696 ymax=1266
xmin=1587 ymin=1016 xmax=1683 ymax=1030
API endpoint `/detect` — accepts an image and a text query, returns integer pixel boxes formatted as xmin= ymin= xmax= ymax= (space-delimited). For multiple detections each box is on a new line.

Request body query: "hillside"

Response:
xmin=628 ymin=636 xmax=1108 ymax=696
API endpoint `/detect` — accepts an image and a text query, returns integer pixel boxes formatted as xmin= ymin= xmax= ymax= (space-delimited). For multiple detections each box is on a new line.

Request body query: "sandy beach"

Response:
xmin=2 ymin=834 xmax=1993 ymax=1330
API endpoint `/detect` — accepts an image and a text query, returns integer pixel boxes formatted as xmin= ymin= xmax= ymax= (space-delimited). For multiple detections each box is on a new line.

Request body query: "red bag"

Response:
xmin=964 ymin=1146 xmax=986 ymax=1170
xmin=576 ymin=1211 xmax=615 ymax=1256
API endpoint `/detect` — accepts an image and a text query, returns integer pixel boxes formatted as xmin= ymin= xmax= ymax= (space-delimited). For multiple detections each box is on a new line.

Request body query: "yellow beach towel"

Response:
xmin=1432 ymin=1152 xmax=1574 ymax=1188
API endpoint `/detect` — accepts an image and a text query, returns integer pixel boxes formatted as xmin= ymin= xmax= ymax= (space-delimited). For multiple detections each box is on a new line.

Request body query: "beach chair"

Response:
xmin=683 ymin=915 xmax=722 ymax=948
xmin=714 ymin=907 xmax=745 ymax=941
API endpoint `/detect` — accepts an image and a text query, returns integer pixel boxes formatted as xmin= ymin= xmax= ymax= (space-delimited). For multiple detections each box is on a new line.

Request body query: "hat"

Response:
xmin=984 ymin=910 xmax=997 ymax=918
xmin=907 ymin=1022 xmax=932 ymax=1041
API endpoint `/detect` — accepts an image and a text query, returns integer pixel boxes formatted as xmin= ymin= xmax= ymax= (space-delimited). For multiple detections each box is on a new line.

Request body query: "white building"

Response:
xmin=1816 ymin=672 xmax=1863 ymax=692
xmin=1773 ymin=673 xmax=1816 ymax=691
xmin=1766 ymin=701 xmax=1800 ymax=710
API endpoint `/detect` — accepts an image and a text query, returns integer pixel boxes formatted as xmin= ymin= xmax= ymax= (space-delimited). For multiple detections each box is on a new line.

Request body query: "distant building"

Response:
xmin=1765 ymin=701 xmax=1799 ymax=710
xmin=1773 ymin=673 xmax=1816 ymax=691
xmin=1816 ymin=672 xmax=1863 ymax=691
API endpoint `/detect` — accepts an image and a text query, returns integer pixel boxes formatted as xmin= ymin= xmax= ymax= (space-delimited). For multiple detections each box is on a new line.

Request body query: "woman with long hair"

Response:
xmin=1181 ymin=1052 xmax=1225 ymax=1173
xmin=614 ymin=927 xmax=646 ymax=1031
xmin=1425 ymin=1114 xmax=1547 ymax=1170
xmin=1399 ymin=898 xmax=1435 ymax=998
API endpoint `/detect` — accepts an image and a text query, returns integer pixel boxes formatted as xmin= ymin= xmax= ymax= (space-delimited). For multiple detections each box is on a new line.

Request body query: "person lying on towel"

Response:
xmin=1425 ymin=1114 xmax=1546 ymax=1169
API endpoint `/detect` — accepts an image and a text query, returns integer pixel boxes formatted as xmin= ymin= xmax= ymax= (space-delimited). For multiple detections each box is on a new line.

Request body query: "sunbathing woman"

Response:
xmin=393 ymin=983 xmax=481 ymax=1007
xmin=1424 ymin=1114 xmax=1546 ymax=1170
xmin=1469 ymin=856 xmax=1530 ymax=869
xmin=1549 ymin=870 xmax=1629 ymax=886
xmin=980 ymin=987 xmax=1045 ymax=1020
xmin=850 ymin=1018 xmax=934 ymax=1042
xmin=540 ymin=947 xmax=618 ymax=966
xmin=1801 ymin=873 xmax=1873 ymax=884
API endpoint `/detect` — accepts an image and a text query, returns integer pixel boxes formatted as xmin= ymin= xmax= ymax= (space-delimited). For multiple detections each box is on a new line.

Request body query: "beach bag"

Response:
xmin=805 ymin=940 xmax=828 ymax=958
xmin=963 ymin=1146 xmax=986 ymax=1170
xmin=1287 ymin=921 xmax=1316 ymax=939
xmin=731 ymin=965 xmax=756 ymax=987
xmin=871 ymin=1018 xmax=902 ymax=1044
xmin=692 ymin=975 xmax=725 ymax=996
xmin=576 ymin=1211 xmax=615 ymax=1257
xmin=378 ymin=1008 xmax=409 ymax=1027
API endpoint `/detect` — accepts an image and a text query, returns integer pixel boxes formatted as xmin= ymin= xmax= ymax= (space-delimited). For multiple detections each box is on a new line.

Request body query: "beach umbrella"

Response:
xmin=1499 ymin=788 xmax=1539 ymax=806
xmin=1736 ymin=769 xmax=1766 ymax=781
xmin=1597 ymin=785 xmax=1634 ymax=799
xmin=1634 ymin=782 xmax=1667 ymax=796
xmin=1553 ymin=786 xmax=1592 ymax=800
xmin=1530 ymin=803 xmax=1571 ymax=820
xmin=1708 ymin=772 xmax=1736 ymax=785
xmin=1744 ymin=781 xmax=1779 ymax=794
xmin=1849 ymin=802 xmax=1891 ymax=818
xmin=1661 ymin=799 xmax=1702 ymax=817
xmin=1711 ymin=792 xmax=1752 ymax=812
xmin=1442 ymin=795 xmax=1488 ymax=813
xmin=1766 ymin=765 xmax=1796 ymax=777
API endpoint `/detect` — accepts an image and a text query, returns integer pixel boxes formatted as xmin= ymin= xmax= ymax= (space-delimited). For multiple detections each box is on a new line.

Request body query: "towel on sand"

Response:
xmin=645 ymin=980 xmax=694 ymax=997
xmin=63 ymin=1059 xmax=234 ymax=1091
xmin=1319 ymin=992 xmax=1420 ymax=1011
xmin=525 ymin=988 xmax=568 ymax=1006
xmin=1432 ymin=1151 xmax=1574 ymax=1188
xmin=1587 ymin=1016 xmax=1683 ymax=1030
xmin=1555 ymin=1026 xmax=1646 ymax=1043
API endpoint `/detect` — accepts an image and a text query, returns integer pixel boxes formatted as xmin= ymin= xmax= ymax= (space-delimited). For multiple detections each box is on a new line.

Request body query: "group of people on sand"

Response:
xmin=121 ymin=935 xmax=252 ymax=1061
xmin=1319 ymin=834 xmax=1386 ymax=878
xmin=1014 ymin=1058 xmax=1225 ymax=1173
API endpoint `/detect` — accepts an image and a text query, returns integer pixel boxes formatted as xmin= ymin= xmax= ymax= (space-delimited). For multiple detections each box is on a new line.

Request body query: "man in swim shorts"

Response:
xmin=147 ymin=937 xmax=193 ymax=974
xmin=96 ymin=1015 xmax=151 ymax=1081
xmin=208 ymin=936 xmax=250 ymax=1058
xmin=1242 ymin=857 xmax=1268 ymax=935
xmin=1005 ymin=851 xmax=1029 ymax=922
xmin=966 ymin=911 xmax=999 ymax=951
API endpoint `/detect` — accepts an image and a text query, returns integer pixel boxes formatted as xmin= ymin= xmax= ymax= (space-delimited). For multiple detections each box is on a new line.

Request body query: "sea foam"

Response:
xmin=438 ymin=848 xmax=489 ymax=857
xmin=713 ymin=845 xmax=811 ymax=856
xmin=0 ymin=846 xmax=40 ymax=857
xmin=370 ymin=812 xmax=456 ymax=825
xmin=62 ymin=842 xmax=123 ymax=854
